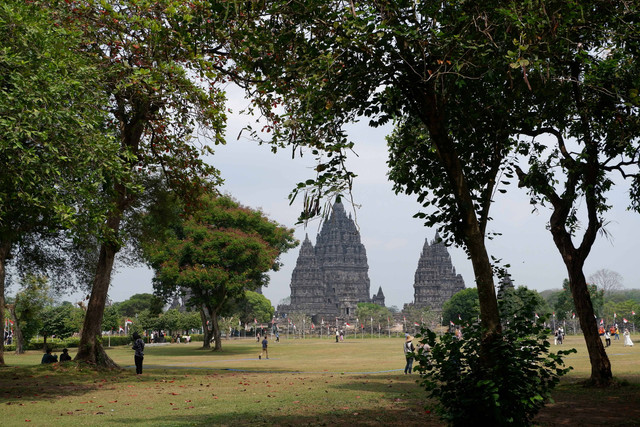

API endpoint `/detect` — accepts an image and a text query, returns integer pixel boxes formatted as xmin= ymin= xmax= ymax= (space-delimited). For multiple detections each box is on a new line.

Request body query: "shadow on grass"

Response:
xmin=0 ymin=363 xmax=121 ymax=404
xmin=106 ymin=406 xmax=443 ymax=426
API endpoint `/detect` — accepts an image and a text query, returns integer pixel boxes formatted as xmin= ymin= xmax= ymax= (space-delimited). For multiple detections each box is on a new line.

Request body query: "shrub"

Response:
xmin=414 ymin=309 xmax=575 ymax=426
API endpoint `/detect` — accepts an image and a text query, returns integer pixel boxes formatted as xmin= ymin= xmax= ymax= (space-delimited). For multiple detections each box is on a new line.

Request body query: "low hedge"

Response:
xmin=3 ymin=333 xmax=206 ymax=352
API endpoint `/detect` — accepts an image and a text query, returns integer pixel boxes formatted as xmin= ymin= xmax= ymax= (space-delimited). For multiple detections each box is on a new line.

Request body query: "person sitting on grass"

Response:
xmin=59 ymin=348 xmax=72 ymax=362
xmin=41 ymin=348 xmax=58 ymax=364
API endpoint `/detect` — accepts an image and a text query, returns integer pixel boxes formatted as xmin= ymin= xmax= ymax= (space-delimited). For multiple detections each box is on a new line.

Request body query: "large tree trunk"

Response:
xmin=420 ymin=102 xmax=502 ymax=340
xmin=8 ymin=306 xmax=24 ymax=355
xmin=569 ymin=267 xmax=611 ymax=385
xmin=0 ymin=241 xmax=10 ymax=365
xmin=74 ymin=242 xmax=120 ymax=368
xmin=552 ymin=229 xmax=612 ymax=386
xmin=199 ymin=307 xmax=211 ymax=349
xmin=75 ymin=178 xmax=133 ymax=368
xmin=211 ymin=310 xmax=222 ymax=351
xmin=203 ymin=301 xmax=222 ymax=351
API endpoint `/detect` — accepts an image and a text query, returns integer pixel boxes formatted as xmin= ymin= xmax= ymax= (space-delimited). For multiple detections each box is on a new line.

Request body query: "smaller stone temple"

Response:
xmin=409 ymin=232 xmax=465 ymax=312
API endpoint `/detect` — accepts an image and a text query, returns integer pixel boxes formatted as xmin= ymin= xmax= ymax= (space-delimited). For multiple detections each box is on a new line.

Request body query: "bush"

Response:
xmin=414 ymin=310 xmax=575 ymax=426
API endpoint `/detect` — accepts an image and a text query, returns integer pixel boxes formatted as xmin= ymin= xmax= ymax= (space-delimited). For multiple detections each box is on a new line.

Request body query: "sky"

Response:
xmin=100 ymin=88 xmax=640 ymax=310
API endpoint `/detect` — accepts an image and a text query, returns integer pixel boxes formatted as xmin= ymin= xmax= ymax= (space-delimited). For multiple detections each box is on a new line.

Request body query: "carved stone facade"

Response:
xmin=279 ymin=201 xmax=381 ymax=320
xmin=410 ymin=233 xmax=465 ymax=312
xmin=371 ymin=286 xmax=385 ymax=307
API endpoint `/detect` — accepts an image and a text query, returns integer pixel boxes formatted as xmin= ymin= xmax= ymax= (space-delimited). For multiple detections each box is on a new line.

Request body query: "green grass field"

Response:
xmin=1 ymin=334 xmax=639 ymax=426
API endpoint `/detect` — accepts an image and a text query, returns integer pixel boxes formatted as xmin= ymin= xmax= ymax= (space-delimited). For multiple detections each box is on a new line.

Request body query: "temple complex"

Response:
xmin=278 ymin=200 xmax=380 ymax=321
xmin=409 ymin=233 xmax=465 ymax=312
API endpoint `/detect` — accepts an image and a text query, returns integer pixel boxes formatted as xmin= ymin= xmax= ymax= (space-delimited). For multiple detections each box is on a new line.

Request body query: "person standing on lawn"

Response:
xmin=132 ymin=332 xmax=145 ymax=374
xmin=261 ymin=335 xmax=269 ymax=359
xmin=404 ymin=335 xmax=415 ymax=374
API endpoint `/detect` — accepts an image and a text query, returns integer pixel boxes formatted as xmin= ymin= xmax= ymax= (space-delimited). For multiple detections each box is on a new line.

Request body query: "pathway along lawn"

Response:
xmin=0 ymin=335 xmax=638 ymax=426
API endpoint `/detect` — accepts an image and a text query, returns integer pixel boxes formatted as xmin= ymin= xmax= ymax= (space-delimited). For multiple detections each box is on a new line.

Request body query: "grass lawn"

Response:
xmin=1 ymin=334 xmax=639 ymax=426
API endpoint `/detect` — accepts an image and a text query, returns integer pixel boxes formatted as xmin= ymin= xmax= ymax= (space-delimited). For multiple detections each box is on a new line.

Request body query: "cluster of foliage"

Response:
xmin=551 ymin=279 xmax=603 ymax=322
xmin=5 ymin=275 xmax=85 ymax=353
xmin=110 ymin=293 xmax=164 ymax=318
xmin=442 ymin=289 xmax=480 ymax=326
xmin=227 ymin=0 xmax=640 ymax=387
xmin=356 ymin=303 xmax=393 ymax=328
xmin=229 ymin=291 xmax=274 ymax=326
xmin=443 ymin=286 xmax=550 ymax=327
xmin=145 ymin=192 xmax=296 ymax=350
xmin=127 ymin=309 xmax=202 ymax=338
xmin=602 ymin=300 xmax=639 ymax=326
xmin=415 ymin=305 xmax=575 ymax=425
xmin=0 ymin=0 xmax=124 ymax=364
xmin=6 ymin=274 xmax=52 ymax=353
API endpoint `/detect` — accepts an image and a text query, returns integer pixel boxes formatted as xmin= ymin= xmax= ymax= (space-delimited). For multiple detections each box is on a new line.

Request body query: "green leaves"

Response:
xmin=415 ymin=310 xmax=575 ymax=425
xmin=143 ymin=192 xmax=297 ymax=350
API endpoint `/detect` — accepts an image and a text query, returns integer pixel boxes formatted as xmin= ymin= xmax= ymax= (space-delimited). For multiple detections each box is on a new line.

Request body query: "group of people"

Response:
xmin=40 ymin=348 xmax=72 ymax=364
xmin=334 ymin=329 xmax=345 ymax=342
xmin=600 ymin=324 xmax=635 ymax=347
xmin=554 ymin=327 xmax=565 ymax=345
xmin=403 ymin=334 xmax=431 ymax=374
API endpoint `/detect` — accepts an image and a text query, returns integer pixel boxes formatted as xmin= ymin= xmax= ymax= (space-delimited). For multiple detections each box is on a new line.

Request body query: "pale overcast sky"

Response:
xmin=102 ymin=88 xmax=640 ymax=309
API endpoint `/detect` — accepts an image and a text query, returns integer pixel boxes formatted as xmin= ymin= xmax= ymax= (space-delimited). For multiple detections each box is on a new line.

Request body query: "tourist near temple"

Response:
xmin=278 ymin=200 xmax=465 ymax=321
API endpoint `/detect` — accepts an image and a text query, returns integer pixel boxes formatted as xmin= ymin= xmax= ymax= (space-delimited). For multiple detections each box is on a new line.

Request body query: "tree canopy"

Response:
xmin=228 ymin=0 xmax=640 ymax=386
xmin=63 ymin=0 xmax=235 ymax=366
xmin=146 ymin=192 xmax=296 ymax=350
xmin=0 ymin=0 xmax=123 ymax=365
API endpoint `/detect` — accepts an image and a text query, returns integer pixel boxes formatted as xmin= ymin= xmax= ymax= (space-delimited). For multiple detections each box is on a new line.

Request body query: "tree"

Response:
xmin=146 ymin=193 xmax=297 ymax=351
xmin=112 ymin=293 xmax=164 ymax=318
xmin=158 ymin=309 xmax=182 ymax=338
xmin=231 ymin=0 xmax=640 ymax=387
xmin=39 ymin=303 xmax=83 ymax=351
xmin=356 ymin=303 xmax=392 ymax=326
xmin=288 ymin=312 xmax=311 ymax=336
xmin=589 ymin=269 xmax=624 ymax=301
xmin=230 ymin=0 xmax=535 ymax=366
xmin=508 ymin=1 xmax=640 ymax=386
xmin=402 ymin=304 xmax=438 ymax=333
xmin=554 ymin=279 xmax=604 ymax=322
xmin=442 ymin=288 xmax=480 ymax=326
xmin=6 ymin=274 xmax=51 ymax=354
xmin=101 ymin=305 xmax=121 ymax=333
xmin=232 ymin=291 xmax=275 ymax=326
xmin=0 ymin=0 xmax=122 ymax=365
xmin=356 ymin=302 xmax=393 ymax=334
xmin=66 ymin=0 xmax=235 ymax=367
xmin=498 ymin=286 xmax=550 ymax=323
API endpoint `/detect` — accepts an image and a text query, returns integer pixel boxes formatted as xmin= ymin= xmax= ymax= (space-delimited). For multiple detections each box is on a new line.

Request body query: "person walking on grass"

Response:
xmin=132 ymin=332 xmax=145 ymax=375
xmin=260 ymin=335 xmax=269 ymax=359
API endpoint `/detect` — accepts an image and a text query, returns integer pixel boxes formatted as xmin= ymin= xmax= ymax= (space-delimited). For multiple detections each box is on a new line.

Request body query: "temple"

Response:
xmin=409 ymin=233 xmax=465 ymax=312
xmin=278 ymin=200 xmax=382 ymax=321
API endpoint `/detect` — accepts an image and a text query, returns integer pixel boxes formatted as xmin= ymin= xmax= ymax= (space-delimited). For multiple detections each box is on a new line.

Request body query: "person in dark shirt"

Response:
xmin=132 ymin=332 xmax=145 ymax=374
xmin=261 ymin=336 xmax=269 ymax=359
xmin=59 ymin=348 xmax=72 ymax=362
xmin=41 ymin=348 xmax=58 ymax=364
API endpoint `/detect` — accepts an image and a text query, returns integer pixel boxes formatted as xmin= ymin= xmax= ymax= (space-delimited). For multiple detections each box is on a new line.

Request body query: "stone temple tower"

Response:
xmin=411 ymin=233 xmax=465 ymax=311
xmin=280 ymin=200 xmax=379 ymax=321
